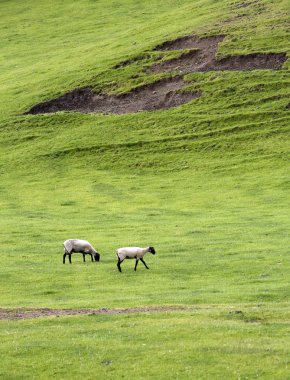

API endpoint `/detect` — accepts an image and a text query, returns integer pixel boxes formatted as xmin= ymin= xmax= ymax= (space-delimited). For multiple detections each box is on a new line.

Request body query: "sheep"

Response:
xmin=63 ymin=239 xmax=100 ymax=264
xmin=116 ymin=246 xmax=156 ymax=272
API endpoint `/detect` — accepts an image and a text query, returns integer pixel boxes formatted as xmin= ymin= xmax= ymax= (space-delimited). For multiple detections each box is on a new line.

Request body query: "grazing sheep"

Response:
xmin=116 ymin=246 xmax=156 ymax=272
xmin=63 ymin=239 xmax=100 ymax=264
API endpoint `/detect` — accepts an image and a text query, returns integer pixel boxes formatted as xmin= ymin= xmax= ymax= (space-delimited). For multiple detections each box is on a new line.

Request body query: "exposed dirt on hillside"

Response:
xmin=151 ymin=34 xmax=287 ymax=74
xmin=154 ymin=34 xmax=225 ymax=52
xmin=151 ymin=51 xmax=286 ymax=74
xmin=26 ymin=34 xmax=287 ymax=115
xmin=0 ymin=306 xmax=190 ymax=320
xmin=26 ymin=77 xmax=201 ymax=115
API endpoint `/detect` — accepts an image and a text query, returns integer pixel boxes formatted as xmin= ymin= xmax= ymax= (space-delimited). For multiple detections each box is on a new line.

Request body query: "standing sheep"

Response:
xmin=116 ymin=246 xmax=156 ymax=272
xmin=63 ymin=239 xmax=100 ymax=264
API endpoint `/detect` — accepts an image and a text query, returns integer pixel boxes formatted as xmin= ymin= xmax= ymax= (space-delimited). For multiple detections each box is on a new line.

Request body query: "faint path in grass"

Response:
xmin=0 ymin=306 xmax=192 ymax=320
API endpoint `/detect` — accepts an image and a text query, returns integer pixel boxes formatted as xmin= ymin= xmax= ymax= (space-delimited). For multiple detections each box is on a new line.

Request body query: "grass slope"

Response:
xmin=0 ymin=0 xmax=289 ymax=378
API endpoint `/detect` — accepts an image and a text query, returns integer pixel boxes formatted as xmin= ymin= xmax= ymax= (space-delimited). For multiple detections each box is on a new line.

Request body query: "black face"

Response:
xmin=149 ymin=247 xmax=156 ymax=255
xmin=94 ymin=252 xmax=100 ymax=262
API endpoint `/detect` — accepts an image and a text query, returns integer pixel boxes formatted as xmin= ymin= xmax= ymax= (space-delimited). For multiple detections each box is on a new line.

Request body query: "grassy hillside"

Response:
xmin=0 ymin=0 xmax=289 ymax=378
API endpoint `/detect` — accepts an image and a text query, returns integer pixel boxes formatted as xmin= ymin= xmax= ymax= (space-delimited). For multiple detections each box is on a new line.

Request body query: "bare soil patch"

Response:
xmin=151 ymin=34 xmax=287 ymax=74
xmin=154 ymin=34 xmax=225 ymax=52
xmin=151 ymin=51 xmax=286 ymax=74
xmin=26 ymin=77 xmax=201 ymax=115
xmin=26 ymin=34 xmax=287 ymax=115
xmin=0 ymin=306 xmax=190 ymax=320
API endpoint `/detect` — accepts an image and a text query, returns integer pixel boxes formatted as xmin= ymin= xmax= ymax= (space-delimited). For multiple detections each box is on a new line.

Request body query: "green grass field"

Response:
xmin=0 ymin=0 xmax=289 ymax=378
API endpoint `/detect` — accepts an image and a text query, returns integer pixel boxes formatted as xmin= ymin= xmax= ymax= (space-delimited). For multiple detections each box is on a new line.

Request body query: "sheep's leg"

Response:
xmin=63 ymin=253 xmax=66 ymax=264
xmin=134 ymin=259 xmax=139 ymax=271
xmin=83 ymin=253 xmax=86 ymax=262
xmin=90 ymin=253 xmax=93 ymax=262
xmin=117 ymin=258 xmax=123 ymax=273
xmin=140 ymin=258 xmax=149 ymax=269
xmin=69 ymin=254 xmax=72 ymax=264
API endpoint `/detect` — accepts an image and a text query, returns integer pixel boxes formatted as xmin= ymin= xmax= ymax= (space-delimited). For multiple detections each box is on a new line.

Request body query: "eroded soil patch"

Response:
xmin=26 ymin=77 xmax=200 ymax=115
xmin=26 ymin=34 xmax=287 ymax=115
xmin=152 ymin=51 xmax=286 ymax=74
xmin=154 ymin=34 xmax=225 ymax=52
xmin=0 ymin=306 xmax=190 ymax=320
xmin=151 ymin=34 xmax=287 ymax=74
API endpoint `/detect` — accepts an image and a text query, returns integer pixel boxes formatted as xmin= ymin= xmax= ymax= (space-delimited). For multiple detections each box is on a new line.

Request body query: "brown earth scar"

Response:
xmin=0 ymin=306 xmax=191 ymax=320
xmin=25 ymin=34 xmax=287 ymax=115
xmin=26 ymin=77 xmax=200 ymax=115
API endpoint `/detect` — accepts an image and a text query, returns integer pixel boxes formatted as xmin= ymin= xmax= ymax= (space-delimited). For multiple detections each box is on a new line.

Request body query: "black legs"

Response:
xmin=83 ymin=253 xmax=94 ymax=262
xmin=64 ymin=252 xmax=94 ymax=264
xmin=64 ymin=253 xmax=149 ymax=269
xmin=140 ymin=258 xmax=149 ymax=269
xmin=117 ymin=258 xmax=123 ymax=273
xmin=117 ymin=258 xmax=149 ymax=272
xmin=134 ymin=259 xmax=139 ymax=271
xmin=134 ymin=259 xmax=149 ymax=270
xmin=63 ymin=252 xmax=72 ymax=264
